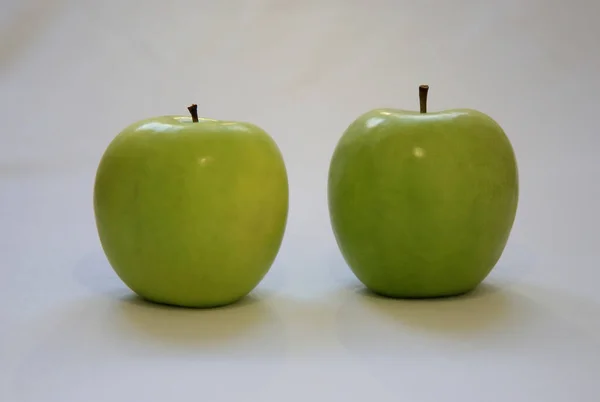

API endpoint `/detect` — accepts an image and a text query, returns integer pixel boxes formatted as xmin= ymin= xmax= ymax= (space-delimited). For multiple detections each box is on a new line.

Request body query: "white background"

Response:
xmin=1 ymin=0 xmax=600 ymax=401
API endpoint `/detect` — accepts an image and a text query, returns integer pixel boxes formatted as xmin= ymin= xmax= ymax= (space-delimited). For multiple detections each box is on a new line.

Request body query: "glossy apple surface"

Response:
xmin=328 ymin=89 xmax=518 ymax=298
xmin=94 ymin=111 xmax=288 ymax=307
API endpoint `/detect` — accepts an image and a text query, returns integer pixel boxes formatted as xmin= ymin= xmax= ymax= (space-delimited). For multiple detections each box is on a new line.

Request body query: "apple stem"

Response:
xmin=187 ymin=104 xmax=199 ymax=122
xmin=419 ymin=85 xmax=429 ymax=113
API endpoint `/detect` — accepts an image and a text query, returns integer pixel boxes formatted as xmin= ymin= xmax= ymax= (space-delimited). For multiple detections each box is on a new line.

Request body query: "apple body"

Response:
xmin=328 ymin=108 xmax=518 ymax=298
xmin=94 ymin=114 xmax=288 ymax=307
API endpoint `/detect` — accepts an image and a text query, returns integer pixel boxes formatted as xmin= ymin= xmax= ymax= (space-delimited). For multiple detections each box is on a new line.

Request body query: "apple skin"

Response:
xmin=94 ymin=115 xmax=288 ymax=308
xmin=328 ymin=108 xmax=518 ymax=298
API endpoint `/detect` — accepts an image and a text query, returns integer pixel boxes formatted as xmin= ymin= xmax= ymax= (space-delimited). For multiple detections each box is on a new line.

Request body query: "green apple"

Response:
xmin=328 ymin=86 xmax=518 ymax=298
xmin=93 ymin=105 xmax=288 ymax=308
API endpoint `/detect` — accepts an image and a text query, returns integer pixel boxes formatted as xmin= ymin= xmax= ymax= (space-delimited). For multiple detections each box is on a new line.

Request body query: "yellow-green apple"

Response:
xmin=94 ymin=105 xmax=288 ymax=307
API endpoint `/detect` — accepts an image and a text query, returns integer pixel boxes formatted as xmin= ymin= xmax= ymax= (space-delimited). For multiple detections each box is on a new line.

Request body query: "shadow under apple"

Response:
xmin=114 ymin=291 xmax=284 ymax=353
xmin=331 ymin=239 xmax=538 ymax=343
xmin=352 ymin=282 xmax=512 ymax=336
xmin=9 ymin=292 xmax=286 ymax=401
xmin=334 ymin=280 xmax=600 ymax=399
xmin=72 ymin=251 xmax=283 ymax=350
xmin=334 ymin=279 xmax=521 ymax=362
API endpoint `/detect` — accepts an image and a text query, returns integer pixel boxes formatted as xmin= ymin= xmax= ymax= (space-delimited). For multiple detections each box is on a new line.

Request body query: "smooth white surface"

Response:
xmin=2 ymin=1 xmax=600 ymax=401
